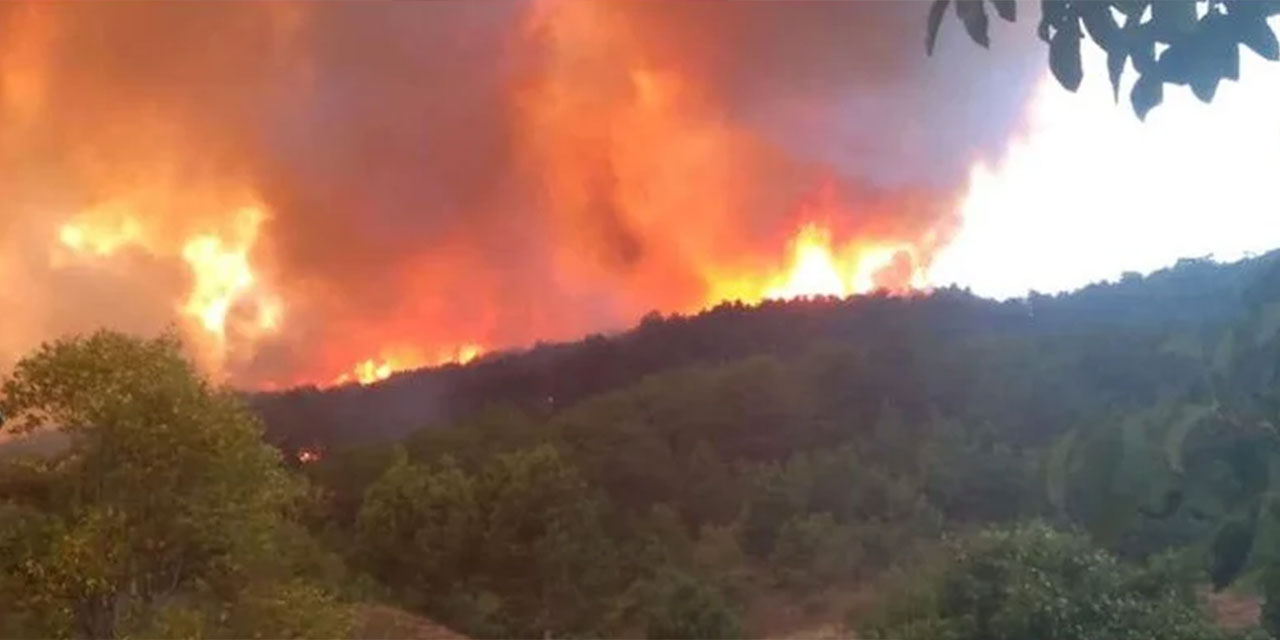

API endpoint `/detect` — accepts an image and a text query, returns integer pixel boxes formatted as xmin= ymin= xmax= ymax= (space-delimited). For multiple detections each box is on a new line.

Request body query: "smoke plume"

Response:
xmin=0 ymin=1 xmax=1042 ymax=387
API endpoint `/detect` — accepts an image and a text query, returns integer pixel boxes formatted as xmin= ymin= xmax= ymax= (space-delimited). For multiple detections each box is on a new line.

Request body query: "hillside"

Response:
xmin=263 ymin=248 xmax=1280 ymax=638
xmin=255 ymin=252 xmax=1272 ymax=453
xmin=8 ymin=250 xmax=1280 ymax=639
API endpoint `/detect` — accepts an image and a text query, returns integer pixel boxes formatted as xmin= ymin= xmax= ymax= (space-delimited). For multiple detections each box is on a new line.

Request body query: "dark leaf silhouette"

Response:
xmin=1131 ymin=72 xmax=1163 ymax=120
xmin=926 ymin=0 xmax=950 ymax=55
xmin=1081 ymin=3 xmax=1121 ymax=50
xmin=956 ymin=0 xmax=990 ymax=48
xmin=924 ymin=0 xmax=1280 ymax=119
xmin=1049 ymin=20 xmax=1084 ymax=91
xmin=990 ymin=0 xmax=1015 ymax=22
xmin=1107 ymin=49 xmax=1127 ymax=101
xmin=1238 ymin=14 xmax=1280 ymax=61
xmin=1152 ymin=1 xmax=1199 ymax=39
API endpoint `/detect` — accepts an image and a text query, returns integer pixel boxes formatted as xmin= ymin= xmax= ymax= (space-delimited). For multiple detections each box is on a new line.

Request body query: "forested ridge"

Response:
xmin=7 ymin=250 xmax=1280 ymax=638
xmin=255 ymin=252 xmax=1260 ymax=451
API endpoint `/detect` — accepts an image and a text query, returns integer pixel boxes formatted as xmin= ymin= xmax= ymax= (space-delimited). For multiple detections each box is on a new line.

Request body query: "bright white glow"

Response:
xmin=932 ymin=20 xmax=1280 ymax=300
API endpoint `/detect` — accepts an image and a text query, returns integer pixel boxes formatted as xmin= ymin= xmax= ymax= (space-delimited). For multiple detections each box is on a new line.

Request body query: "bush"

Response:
xmin=642 ymin=570 xmax=743 ymax=640
xmin=770 ymin=512 xmax=861 ymax=591
xmin=857 ymin=521 xmax=1236 ymax=640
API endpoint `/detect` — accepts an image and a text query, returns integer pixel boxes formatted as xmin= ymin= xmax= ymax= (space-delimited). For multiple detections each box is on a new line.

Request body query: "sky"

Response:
xmin=931 ymin=16 xmax=1280 ymax=299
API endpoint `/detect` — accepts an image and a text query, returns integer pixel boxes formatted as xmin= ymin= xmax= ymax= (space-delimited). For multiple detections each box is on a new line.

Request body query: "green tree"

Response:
xmin=0 ymin=330 xmax=348 ymax=638
xmin=928 ymin=0 xmax=1280 ymax=119
xmin=355 ymin=447 xmax=477 ymax=600
xmin=1046 ymin=291 xmax=1280 ymax=634
xmin=859 ymin=521 xmax=1230 ymax=640
xmin=640 ymin=569 xmax=743 ymax=640
xmin=355 ymin=444 xmax=623 ymax=638
xmin=770 ymin=512 xmax=861 ymax=591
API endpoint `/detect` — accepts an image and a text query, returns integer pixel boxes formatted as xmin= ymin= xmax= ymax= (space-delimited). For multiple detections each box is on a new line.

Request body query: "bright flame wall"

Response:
xmin=0 ymin=1 xmax=1042 ymax=387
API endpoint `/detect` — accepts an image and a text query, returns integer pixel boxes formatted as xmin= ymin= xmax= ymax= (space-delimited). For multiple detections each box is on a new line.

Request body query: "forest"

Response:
xmin=6 ymin=250 xmax=1280 ymax=638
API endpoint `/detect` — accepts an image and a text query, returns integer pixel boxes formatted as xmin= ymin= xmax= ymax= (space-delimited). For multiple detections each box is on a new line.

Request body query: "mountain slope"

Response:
xmin=253 ymin=252 xmax=1279 ymax=452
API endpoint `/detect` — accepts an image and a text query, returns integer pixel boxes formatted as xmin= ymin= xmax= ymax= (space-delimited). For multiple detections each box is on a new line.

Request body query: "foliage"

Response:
xmin=859 ymin=521 xmax=1232 ymax=640
xmin=638 ymin=569 xmax=744 ymax=640
xmin=10 ymin=251 xmax=1280 ymax=636
xmin=927 ymin=0 xmax=1280 ymax=119
xmin=1042 ymin=261 xmax=1280 ymax=635
xmin=356 ymin=444 xmax=623 ymax=638
xmin=769 ymin=512 xmax=861 ymax=591
xmin=0 ymin=331 xmax=348 ymax=639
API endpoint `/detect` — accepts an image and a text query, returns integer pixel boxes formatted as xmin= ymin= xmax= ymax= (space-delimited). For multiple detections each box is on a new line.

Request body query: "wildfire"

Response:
xmin=179 ymin=207 xmax=280 ymax=340
xmin=12 ymin=1 xmax=953 ymax=391
xmin=758 ymin=224 xmax=914 ymax=301
xmin=53 ymin=201 xmax=283 ymax=373
xmin=333 ymin=343 xmax=484 ymax=387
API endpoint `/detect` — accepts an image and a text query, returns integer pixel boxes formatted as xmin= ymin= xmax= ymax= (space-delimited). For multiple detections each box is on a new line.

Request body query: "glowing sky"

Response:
xmin=932 ymin=18 xmax=1280 ymax=300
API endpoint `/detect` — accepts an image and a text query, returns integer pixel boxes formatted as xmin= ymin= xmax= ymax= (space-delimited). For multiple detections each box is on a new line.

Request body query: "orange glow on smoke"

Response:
xmin=6 ymin=1 xmax=948 ymax=390
xmin=53 ymin=200 xmax=283 ymax=374
xmin=180 ymin=207 xmax=280 ymax=339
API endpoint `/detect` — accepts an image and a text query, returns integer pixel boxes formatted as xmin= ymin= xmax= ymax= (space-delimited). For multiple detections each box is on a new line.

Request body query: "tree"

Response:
xmin=859 ymin=522 xmax=1230 ymax=640
xmin=0 ymin=330 xmax=348 ymax=638
xmin=640 ymin=569 xmax=743 ymax=640
xmin=355 ymin=444 xmax=623 ymax=638
xmin=927 ymin=0 xmax=1280 ymax=119
xmin=1044 ymin=276 xmax=1280 ymax=634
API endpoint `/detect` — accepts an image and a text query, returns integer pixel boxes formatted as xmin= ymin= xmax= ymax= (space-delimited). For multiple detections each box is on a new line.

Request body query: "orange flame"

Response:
xmin=53 ymin=201 xmax=283 ymax=374
xmin=332 ymin=343 xmax=484 ymax=387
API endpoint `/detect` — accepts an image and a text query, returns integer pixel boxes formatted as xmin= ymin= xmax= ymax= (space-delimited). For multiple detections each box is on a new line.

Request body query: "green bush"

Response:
xmin=858 ymin=521 xmax=1237 ymax=640
xmin=770 ymin=512 xmax=861 ymax=591
xmin=642 ymin=570 xmax=743 ymax=640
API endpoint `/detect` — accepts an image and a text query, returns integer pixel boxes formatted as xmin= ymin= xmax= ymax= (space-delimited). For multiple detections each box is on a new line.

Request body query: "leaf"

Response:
xmin=956 ymin=0 xmax=990 ymax=48
xmin=1165 ymin=403 xmax=1215 ymax=473
xmin=1039 ymin=0 xmax=1067 ymax=44
xmin=1130 ymin=72 xmax=1163 ymax=120
xmin=1188 ymin=32 xmax=1228 ymax=101
xmin=1046 ymin=429 xmax=1079 ymax=512
xmin=1129 ymin=22 xmax=1159 ymax=74
xmin=1152 ymin=1 xmax=1200 ymax=38
xmin=990 ymin=0 xmax=1016 ymax=22
xmin=1159 ymin=42 xmax=1196 ymax=85
xmin=926 ymin=0 xmax=951 ymax=55
xmin=1081 ymin=3 xmax=1122 ymax=50
xmin=1049 ymin=21 xmax=1084 ymax=91
xmin=1221 ymin=35 xmax=1241 ymax=81
xmin=1106 ymin=50 xmax=1128 ymax=101
xmin=1238 ymin=14 xmax=1280 ymax=60
xmin=1113 ymin=1 xmax=1148 ymax=18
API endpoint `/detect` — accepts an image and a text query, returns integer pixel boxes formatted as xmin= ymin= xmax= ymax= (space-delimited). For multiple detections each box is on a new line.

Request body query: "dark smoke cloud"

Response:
xmin=0 ymin=1 xmax=1044 ymax=386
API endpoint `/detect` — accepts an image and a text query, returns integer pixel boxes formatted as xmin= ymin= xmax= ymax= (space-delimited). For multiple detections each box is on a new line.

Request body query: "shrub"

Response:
xmin=642 ymin=570 xmax=743 ymax=640
xmin=858 ymin=521 xmax=1238 ymax=640
xmin=770 ymin=512 xmax=861 ymax=591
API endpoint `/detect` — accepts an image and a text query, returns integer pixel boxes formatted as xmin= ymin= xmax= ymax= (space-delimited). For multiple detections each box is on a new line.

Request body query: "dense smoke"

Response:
xmin=0 ymin=1 xmax=1042 ymax=387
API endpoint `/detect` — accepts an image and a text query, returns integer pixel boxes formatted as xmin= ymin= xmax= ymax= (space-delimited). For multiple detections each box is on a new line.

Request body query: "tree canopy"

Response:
xmin=0 ymin=331 xmax=349 ymax=638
